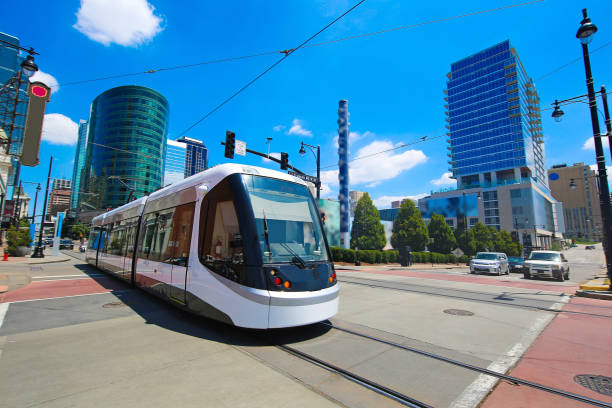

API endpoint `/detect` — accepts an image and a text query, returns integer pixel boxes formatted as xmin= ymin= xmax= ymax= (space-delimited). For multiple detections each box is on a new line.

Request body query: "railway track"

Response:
xmin=339 ymin=276 xmax=612 ymax=318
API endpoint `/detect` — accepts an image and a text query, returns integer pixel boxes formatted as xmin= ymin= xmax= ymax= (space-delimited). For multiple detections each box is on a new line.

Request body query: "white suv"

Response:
xmin=469 ymin=252 xmax=509 ymax=276
xmin=523 ymin=250 xmax=569 ymax=281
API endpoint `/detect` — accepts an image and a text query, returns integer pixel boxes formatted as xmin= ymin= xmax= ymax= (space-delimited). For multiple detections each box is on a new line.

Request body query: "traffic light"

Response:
xmin=224 ymin=130 xmax=235 ymax=159
xmin=280 ymin=152 xmax=288 ymax=170
xmin=320 ymin=211 xmax=326 ymax=224
xmin=20 ymin=82 xmax=51 ymax=167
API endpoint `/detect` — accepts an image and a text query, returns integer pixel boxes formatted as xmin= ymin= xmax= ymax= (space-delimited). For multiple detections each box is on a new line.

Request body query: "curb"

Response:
xmin=28 ymin=257 xmax=72 ymax=265
xmin=575 ymin=290 xmax=612 ymax=301
xmin=578 ymin=277 xmax=610 ymax=291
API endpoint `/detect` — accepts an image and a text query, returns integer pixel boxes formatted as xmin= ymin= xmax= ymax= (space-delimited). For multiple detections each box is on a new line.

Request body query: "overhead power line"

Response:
xmin=58 ymin=0 xmax=546 ymax=88
xmin=177 ymin=0 xmax=368 ymax=137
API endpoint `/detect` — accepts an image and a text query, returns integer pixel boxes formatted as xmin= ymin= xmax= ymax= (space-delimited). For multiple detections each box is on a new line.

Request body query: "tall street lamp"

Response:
xmin=572 ymin=8 xmax=612 ymax=288
xmin=298 ymin=141 xmax=321 ymax=199
xmin=31 ymin=156 xmax=52 ymax=258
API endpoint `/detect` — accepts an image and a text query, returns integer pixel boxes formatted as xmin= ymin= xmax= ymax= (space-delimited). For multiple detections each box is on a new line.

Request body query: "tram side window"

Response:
xmin=101 ymin=225 xmax=112 ymax=254
xmin=88 ymin=229 xmax=101 ymax=249
xmin=153 ymin=209 xmax=175 ymax=263
xmin=199 ymin=181 xmax=245 ymax=281
xmin=139 ymin=214 xmax=158 ymax=259
xmin=109 ymin=224 xmax=125 ymax=256
xmin=170 ymin=203 xmax=195 ymax=266
xmin=124 ymin=218 xmax=138 ymax=257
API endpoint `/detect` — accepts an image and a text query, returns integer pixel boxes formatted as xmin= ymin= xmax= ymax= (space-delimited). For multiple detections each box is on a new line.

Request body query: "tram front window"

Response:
xmin=243 ymin=175 xmax=328 ymax=264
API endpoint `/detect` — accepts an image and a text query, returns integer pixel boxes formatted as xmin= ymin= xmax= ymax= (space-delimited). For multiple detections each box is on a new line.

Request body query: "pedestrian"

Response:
xmin=408 ymin=250 xmax=412 ymax=266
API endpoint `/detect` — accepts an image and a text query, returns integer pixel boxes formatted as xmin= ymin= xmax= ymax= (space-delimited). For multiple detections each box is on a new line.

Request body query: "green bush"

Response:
xmin=6 ymin=226 xmax=32 ymax=256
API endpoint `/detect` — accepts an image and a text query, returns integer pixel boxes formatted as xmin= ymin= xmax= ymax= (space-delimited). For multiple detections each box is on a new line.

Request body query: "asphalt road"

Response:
xmin=0 ymin=247 xmax=603 ymax=408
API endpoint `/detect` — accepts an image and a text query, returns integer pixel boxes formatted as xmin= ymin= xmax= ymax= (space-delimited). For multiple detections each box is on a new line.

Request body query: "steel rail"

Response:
xmin=276 ymin=344 xmax=433 ymax=408
xmin=338 ymin=277 xmax=612 ymax=319
xmin=320 ymin=322 xmax=612 ymax=408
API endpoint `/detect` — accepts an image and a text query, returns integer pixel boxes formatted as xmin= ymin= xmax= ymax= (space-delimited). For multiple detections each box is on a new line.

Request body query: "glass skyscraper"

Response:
xmin=417 ymin=40 xmax=561 ymax=249
xmin=70 ymin=119 xmax=89 ymax=210
xmin=0 ymin=32 xmax=29 ymax=200
xmin=446 ymin=40 xmax=545 ymax=189
xmin=164 ymin=138 xmax=186 ymax=186
xmin=177 ymin=136 xmax=207 ymax=177
xmin=82 ymin=85 xmax=169 ymax=210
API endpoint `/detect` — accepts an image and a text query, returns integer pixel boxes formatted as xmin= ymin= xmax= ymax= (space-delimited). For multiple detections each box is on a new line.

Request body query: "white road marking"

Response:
xmin=449 ymin=312 xmax=554 ymax=408
xmin=8 ymin=290 xmax=132 ymax=304
xmin=32 ymin=277 xmax=93 ymax=282
xmin=0 ymin=303 xmax=9 ymax=329
xmin=550 ymin=294 xmax=571 ymax=311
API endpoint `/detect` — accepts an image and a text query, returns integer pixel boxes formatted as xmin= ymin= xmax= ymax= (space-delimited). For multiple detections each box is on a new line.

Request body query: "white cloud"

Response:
xmin=582 ymin=136 xmax=610 ymax=151
xmin=272 ymin=125 xmax=285 ymax=132
xmin=287 ymin=119 xmax=312 ymax=137
xmin=29 ymin=70 xmax=59 ymax=94
xmin=373 ymin=194 xmax=427 ymax=209
xmin=320 ymin=140 xmax=427 ymax=195
xmin=41 ymin=114 xmax=79 ymax=145
xmin=73 ymin=0 xmax=164 ymax=47
xmin=431 ymin=172 xmax=455 ymax=186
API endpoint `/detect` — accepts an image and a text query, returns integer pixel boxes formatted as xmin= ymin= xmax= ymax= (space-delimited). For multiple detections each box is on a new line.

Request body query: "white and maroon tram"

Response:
xmin=86 ymin=164 xmax=338 ymax=328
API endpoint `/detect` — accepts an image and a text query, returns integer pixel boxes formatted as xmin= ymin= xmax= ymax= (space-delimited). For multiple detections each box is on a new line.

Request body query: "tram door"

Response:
xmin=169 ymin=203 xmax=195 ymax=303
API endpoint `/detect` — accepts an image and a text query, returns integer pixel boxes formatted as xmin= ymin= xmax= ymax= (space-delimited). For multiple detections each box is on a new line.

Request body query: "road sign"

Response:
xmin=288 ymin=171 xmax=318 ymax=184
xmin=452 ymin=248 xmax=464 ymax=257
xmin=235 ymin=140 xmax=246 ymax=156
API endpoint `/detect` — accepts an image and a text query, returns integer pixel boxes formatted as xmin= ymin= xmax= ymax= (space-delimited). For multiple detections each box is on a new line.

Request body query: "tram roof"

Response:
xmin=147 ymin=163 xmax=307 ymax=202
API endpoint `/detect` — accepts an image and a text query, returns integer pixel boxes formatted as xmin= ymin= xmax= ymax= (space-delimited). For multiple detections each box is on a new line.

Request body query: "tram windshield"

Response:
xmin=243 ymin=175 xmax=329 ymax=263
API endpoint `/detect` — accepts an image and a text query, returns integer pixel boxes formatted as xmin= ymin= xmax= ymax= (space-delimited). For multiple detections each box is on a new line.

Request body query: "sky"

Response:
xmin=2 ymin=0 xmax=612 ymax=216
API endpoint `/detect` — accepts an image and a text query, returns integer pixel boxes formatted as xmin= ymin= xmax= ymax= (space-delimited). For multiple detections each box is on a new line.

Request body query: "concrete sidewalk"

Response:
xmin=0 ymin=250 xmax=72 ymax=293
xmin=481 ymin=296 xmax=612 ymax=407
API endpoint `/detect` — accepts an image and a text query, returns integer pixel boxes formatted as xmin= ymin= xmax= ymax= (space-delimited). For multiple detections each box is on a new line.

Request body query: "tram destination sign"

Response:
xmin=288 ymin=171 xmax=318 ymax=184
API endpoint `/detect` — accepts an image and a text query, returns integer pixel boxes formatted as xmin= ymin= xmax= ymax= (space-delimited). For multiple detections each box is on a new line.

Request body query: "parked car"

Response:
xmin=59 ymin=239 xmax=74 ymax=250
xmin=570 ymin=243 xmax=578 ymax=248
xmin=507 ymin=256 xmax=524 ymax=273
xmin=523 ymin=250 xmax=569 ymax=281
xmin=44 ymin=238 xmax=54 ymax=247
xmin=585 ymin=245 xmax=596 ymax=250
xmin=79 ymin=244 xmax=87 ymax=252
xmin=469 ymin=252 xmax=509 ymax=275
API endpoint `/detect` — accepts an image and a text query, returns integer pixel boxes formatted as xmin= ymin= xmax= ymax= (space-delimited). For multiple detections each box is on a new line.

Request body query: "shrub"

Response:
xmin=6 ymin=226 xmax=32 ymax=256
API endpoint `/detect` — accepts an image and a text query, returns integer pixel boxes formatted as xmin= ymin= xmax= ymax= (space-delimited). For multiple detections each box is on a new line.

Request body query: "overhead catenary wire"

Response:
xmin=176 ymin=0 xmax=368 ymax=137
xmin=57 ymin=0 xmax=547 ymax=88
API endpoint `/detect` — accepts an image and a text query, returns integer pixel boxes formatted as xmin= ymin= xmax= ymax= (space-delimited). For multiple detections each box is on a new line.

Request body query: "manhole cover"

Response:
xmin=102 ymin=302 xmax=125 ymax=308
xmin=574 ymin=375 xmax=612 ymax=396
xmin=30 ymin=266 xmax=43 ymax=271
xmin=443 ymin=309 xmax=474 ymax=316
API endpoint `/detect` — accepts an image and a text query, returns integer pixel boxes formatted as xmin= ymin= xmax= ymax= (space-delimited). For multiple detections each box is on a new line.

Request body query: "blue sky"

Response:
xmin=2 ymin=0 xmax=612 ymax=215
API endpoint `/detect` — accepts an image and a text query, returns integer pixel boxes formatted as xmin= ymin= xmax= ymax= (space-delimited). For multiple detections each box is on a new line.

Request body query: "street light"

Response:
xmin=553 ymin=9 xmax=612 ymax=289
xmin=298 ymin=141 xmax=321 ymax=199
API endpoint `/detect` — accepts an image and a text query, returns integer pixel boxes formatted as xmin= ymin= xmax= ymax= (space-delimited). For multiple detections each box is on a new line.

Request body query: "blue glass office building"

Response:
xmin=414 ymin=41 xmax=562 ymax=249
xmin=176 ymin=136 xmax=207 ymax=177
xmin=83 ymin=85 xmax=169 ymax=209
xmin=70 ymin=120 xmax=89 ymax=210
xmin=446 ymin=40 xmax=545 ymax=189
xmin=164 ymin=138 xmax=186 ymax=186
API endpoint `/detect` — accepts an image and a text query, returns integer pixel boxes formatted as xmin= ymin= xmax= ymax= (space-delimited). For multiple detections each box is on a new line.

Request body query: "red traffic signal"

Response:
xmin=20 ymin=81 xmax=51 ymax=167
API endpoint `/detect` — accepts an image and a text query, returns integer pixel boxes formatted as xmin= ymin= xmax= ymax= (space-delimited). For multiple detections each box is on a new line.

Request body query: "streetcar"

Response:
xmin=85 ymin=163 xmax=338 ymax=328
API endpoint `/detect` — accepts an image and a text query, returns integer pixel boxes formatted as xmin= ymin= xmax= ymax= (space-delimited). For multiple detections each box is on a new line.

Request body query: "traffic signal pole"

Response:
xmin=221 ymin=141 xmax=308 ymax=176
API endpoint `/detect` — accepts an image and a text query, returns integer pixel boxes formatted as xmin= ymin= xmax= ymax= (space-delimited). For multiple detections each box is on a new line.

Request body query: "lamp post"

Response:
xmin=31 ymin=156 xmax=52 ymax=258
xmin=298 ymin=142 xmax=321 ymax=199
xmin=553 ymin=9 xmax=612 ymax=288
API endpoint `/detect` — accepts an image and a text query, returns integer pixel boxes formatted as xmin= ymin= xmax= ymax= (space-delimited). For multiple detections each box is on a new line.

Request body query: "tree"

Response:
xmin=391 ymin=199 xmax=428 ymax=252
xmin=427 ymin=213 xmax=456 ymax=254
xmin=350 ymin=193 xmax=386 ymax=250
xmin=72 ymin=222 xmax=90 ymax=241
xmin=494 ymin=230 xmax=522 ymax=256
xmin=454 ymin=227 xmax=476 ymax=255
xmin=471 ymin=222 xmax=494 ymax=253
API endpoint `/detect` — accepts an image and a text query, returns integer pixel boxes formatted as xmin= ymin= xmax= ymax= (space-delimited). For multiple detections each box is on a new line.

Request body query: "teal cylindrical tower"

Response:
xmin=85 ymin=85 xmax=169 ymax=209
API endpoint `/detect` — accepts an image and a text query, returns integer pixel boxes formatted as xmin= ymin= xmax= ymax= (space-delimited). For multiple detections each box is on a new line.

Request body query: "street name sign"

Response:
xmin=288 ymin=171 xmax=318 ymax=184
